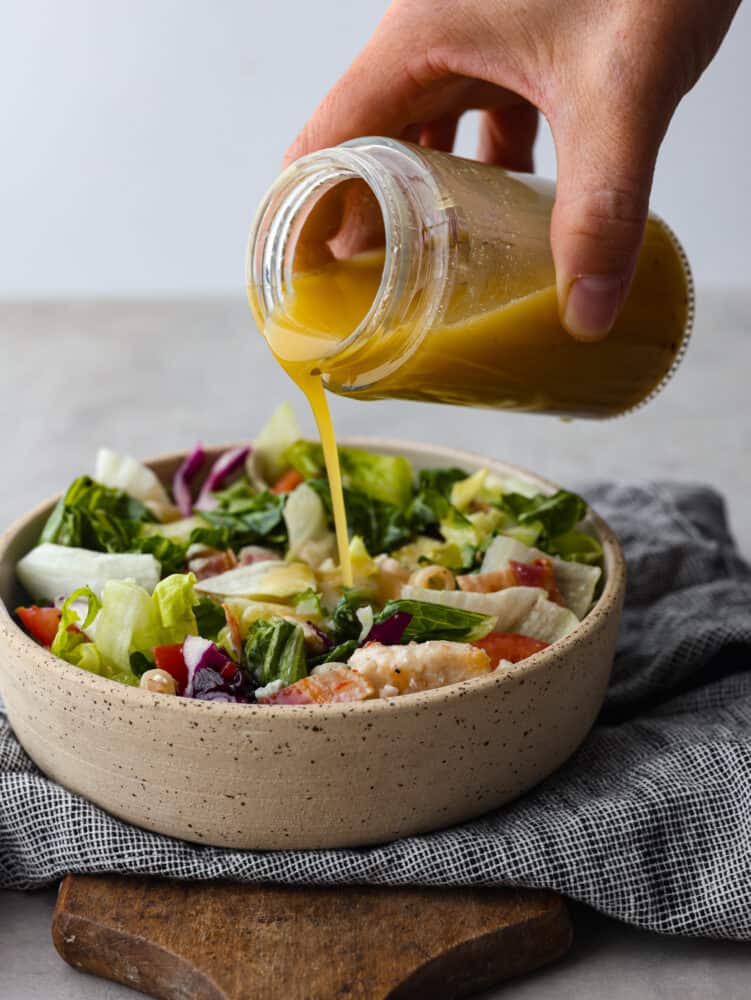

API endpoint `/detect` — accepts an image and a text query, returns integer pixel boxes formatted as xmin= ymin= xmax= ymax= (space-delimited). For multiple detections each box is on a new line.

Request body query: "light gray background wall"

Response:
xmin=1 ymin=0 xmax=749 ymax=299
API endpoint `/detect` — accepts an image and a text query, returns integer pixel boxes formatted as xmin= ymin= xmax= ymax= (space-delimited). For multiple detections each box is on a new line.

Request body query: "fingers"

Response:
xmin=476 ymin=104 xmax=539 ymax=172
xmin=550 ymin=104 xmax=667 ymax=341
xmin=419 ymin=114 xmax=459 ymax=153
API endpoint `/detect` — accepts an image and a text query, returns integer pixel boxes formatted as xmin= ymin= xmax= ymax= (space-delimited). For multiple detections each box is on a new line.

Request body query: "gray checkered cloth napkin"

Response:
xmin=2 ymin=483 xmax=751 ymax=940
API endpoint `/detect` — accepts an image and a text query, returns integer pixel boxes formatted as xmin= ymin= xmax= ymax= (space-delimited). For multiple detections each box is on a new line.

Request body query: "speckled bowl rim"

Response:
xmin=0 ymin=438 xmax=625 ymax=720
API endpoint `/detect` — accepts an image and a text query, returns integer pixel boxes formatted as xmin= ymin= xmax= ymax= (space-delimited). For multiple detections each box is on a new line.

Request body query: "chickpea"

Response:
xmin=140 ymin=668 xmax=177 ymax=696
xmin=409 ymin=565 xmax=456 ymax=591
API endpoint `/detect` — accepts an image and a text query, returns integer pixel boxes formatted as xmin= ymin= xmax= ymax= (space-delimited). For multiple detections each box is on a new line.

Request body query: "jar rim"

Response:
xmin=246 ymin=137 xmax=452 ymax=382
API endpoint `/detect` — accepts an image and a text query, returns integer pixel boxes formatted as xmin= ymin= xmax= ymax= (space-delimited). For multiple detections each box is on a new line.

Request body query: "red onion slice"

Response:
xmin=194 ymin=446 xmax=251 ymax=511
xmin=173 ymin=443 xmax=206 ymax=516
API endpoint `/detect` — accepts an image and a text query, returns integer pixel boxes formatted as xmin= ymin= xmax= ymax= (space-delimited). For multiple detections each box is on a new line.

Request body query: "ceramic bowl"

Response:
xmin=0 ymin=441 xmax=625 ymax=849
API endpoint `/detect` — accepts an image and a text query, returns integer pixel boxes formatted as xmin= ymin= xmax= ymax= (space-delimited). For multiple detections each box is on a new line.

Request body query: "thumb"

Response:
xmin=551 ymin=110 xmax=664 ymax=341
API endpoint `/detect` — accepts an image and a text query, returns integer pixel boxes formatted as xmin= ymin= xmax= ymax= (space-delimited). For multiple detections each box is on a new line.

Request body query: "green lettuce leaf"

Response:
xmin=131 ymin=534 xmax=189 ymax=575
xmin=50 ymin=587 xmax=102 ymax=665
xmin=40 ymin=476 xmax=155 ymax=552
xmin=375 ymin=599 xmax=495 ymax=643
xmin=152 ymin=573 xmax=199 ymax=644
xmin=328 ymin=589 xmax=373 ymax=644
xmin=284 ymin=440 xmax=324 ymax=479
xmin=194 ymin=596 xmax=227 ymax=640
xmin=244 ymin=616 xmax=307 ymax=688
xmin=338 ymin=447 xmax=413 ymax=509
xmin=198 ymin=485 xmax=287 ymax=550
xmin=406 ymin=467 xmax=467 ymax=534
xmin=285 ymin=440 xmax=415 ymax=509
xmin=309 ymin=638 xmax=358 ymax=668
xmin=307 ymin=480 xmax=411 ymax=555
xmin=253 ymin=402 xmax=302 ymax=483
xmin=94 ymin=573 xmax=198 ymax=673
xmin=544 ymin=529 xmax=603 ymax=566
xmin=498 ymin=490 xmax=587 ymax=541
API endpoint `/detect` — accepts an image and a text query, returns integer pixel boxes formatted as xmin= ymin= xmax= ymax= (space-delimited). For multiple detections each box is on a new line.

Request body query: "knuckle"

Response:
xmin=559 ymin=187 xmax=648 ymax=249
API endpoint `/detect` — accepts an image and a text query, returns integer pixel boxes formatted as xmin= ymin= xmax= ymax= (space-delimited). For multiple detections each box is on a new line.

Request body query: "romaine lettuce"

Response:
xmin=94 ymin=448 xmax=170 ymax=507
xmin=308 ymin=479 xmax=411 ymax=555
xmin=252 ymin=402 xmax=303 ymax=483
xmin=40 ymin=476 xmax=155 ymax=552
xmin=16 ymin=543 xmax=161 ymax=602
xmin=285 ymin=440 xmax=415 ymax=509
xmin=375 ymin=599 xmax=495 ymax=643
xmin=245 ymin=616 xmax=307 ymax=687
xmin=498 ymin=489 xmax=587 ymax=543
xmin=95 ymin=573 xmax=199 ymax=673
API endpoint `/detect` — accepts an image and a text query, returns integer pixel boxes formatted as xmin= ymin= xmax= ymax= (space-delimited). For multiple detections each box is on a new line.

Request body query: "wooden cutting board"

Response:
xmin=52 ymin=875 xmax=572 ymax=999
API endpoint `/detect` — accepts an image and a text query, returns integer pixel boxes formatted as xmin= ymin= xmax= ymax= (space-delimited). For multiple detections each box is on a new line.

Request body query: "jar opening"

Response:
xmin=247 ymin=138 xmax=452 ymax=388
xmin=273 ymin=177 xmax=388 ymax=365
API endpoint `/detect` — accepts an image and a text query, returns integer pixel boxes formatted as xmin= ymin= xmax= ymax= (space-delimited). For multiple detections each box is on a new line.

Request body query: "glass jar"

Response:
xmin=247 ymin=137 xmax=693 ymax=418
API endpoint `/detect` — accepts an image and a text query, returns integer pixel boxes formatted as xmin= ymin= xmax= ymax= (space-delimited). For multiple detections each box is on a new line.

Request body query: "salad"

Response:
xmin=14 ymin=405 xmax=603 ymax=705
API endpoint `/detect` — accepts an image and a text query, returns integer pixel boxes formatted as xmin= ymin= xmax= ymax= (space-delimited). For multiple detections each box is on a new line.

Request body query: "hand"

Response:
xmin=284 ymin=0 xmax=740 ymax=340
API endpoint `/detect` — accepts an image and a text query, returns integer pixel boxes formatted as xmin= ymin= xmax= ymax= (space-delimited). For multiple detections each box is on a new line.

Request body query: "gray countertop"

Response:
xmin=1 ymin=289 xmax=750 ymax=998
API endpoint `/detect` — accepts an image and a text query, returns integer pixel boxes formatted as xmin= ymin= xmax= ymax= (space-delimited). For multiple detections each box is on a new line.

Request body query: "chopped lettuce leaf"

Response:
xmin=152 ymin=573 xmax=199 ymax=643
xmin=196 ymin=560 xmax=315 ymax=600
xmin=400 ymin=583 xmax=543 ymax=632
xmin=131 ymin=534 xmax=188 ymax=575
xmin=95 ymin=579 xmax=159 ymax=673
xmin=498 ymin=489 xmax=587 ymax=542
xmin=545 ymin=529 xmax=604 ymax=566
xmin=416 ymin=467 xmax=469 ymax=496
xmin=405 ymin=467 xmax=466 ymax=533
xmin=376 ymin=599 xmax=494 ymax=643
xmin=338 ymin=447 xmax=414 ymax=509
xmin=253 ymin=402 xmax=302 ymax=483
xmin=391 ymin=536 xmax=467 ymax=572
xmin=450 ymin=469 xmax=487 ymax=512
xmin=438 ymin=508 xmax=479 ymax=569
xmin=50 ymin=587 xmax=102 ymax=665
xmin=194 ymin=596 xmax=227 ymax=640
xmin=310 ymin=638 xmax=358 ymax=668
xmin=349 ymin=535 xmax=378 ymax=582
xmin=198 ymin=486 xmax=287 ymax=550
xmin=94 ymin=448 xmax=170 ymax=507
xmin=40 ymin=476 xmax=155 ymax=552
xmin=284 ymin=482 xmax=335 ymax=567
xmin=329 ymin=589 xmax=374 ymax=644
xmin=245 ymin=616 xmax=307 ymax=687
xmin=141 ymin=516 xmax=207 ymax=543
xmin=94 ymin=573 xmax=199 ymax=674
xmin=514 ymin=592 xmax=579 ymax=642
xmin=502 ymin=524 xmax=543 ymax=547
xmin=293 ymin=589 xmax=324 ymax=619
xmin=17 ymin=543 xmax=161 ymax=602
xmin=466 ymin=507 xmax=507 ymax=545
xmin=285 ymin=441 xmax=415 ymax=510
xmin=308 ymin=479 xmax=411 ymax=555
xmin=284 ymin=440 xmax=324 ymax=479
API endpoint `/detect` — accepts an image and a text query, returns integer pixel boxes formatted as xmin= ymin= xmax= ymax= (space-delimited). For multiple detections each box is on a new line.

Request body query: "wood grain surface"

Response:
xmin=52 ymin=875 xmax=572 ymax=999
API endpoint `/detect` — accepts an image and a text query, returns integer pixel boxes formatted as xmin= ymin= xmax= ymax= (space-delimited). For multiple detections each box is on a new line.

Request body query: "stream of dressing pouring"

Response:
xmin=272 ymin=357 xmax=354 ymax=588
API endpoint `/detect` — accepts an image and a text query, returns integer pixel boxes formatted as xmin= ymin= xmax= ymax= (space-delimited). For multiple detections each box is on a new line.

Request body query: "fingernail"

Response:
xmin=563 ymin=275 xmax=622 ymax=341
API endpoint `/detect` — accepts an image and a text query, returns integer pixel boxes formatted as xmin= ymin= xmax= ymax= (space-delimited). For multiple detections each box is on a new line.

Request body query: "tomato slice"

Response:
xmin=16 ymin=606 xmax=62 ymax=647
xmin=473 ymin=631 xmax=550 ymax=667
xmin=271 ymin=469 xmax=304 ymax=494
xmin=153 ymin=643 xmax=188 ymax=694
